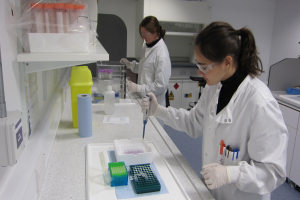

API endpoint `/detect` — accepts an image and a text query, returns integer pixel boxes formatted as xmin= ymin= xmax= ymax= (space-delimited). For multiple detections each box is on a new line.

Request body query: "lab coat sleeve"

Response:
xmin=140 ymin=53 xmax=171 ymax=97
xmin=155 ymin=95 xmax=205 ymax=138
xmin=234 ymin=99 xmax=288 ymax=195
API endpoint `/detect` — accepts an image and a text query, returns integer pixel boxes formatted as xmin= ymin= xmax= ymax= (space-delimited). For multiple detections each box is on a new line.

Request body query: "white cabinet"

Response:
xmin=168 ymin=79 xmax=199 ymax=109
xmin=279 ymin=103 xmax=300 ymax=186
xmin=290 ymin=117 xmax=300 ymax=186
xmin=169 ymin=80 xmax=182 ymax=108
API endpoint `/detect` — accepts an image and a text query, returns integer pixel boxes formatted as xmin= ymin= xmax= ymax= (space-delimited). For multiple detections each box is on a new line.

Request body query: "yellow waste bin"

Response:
xmin=69 ymin=66 xmax=93 ymax=128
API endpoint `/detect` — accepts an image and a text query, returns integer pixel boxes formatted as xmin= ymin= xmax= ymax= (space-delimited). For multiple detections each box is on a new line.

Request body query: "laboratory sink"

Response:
xmin=278 ymin=95 xmax=300 ymax=108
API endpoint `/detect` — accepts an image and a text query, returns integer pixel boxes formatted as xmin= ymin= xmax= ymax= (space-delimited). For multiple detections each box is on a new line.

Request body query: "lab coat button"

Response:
xmin=228 ymin=119 xmax=231 ymax=122
xmin=224 ymin=119 xmax=227 ymax=123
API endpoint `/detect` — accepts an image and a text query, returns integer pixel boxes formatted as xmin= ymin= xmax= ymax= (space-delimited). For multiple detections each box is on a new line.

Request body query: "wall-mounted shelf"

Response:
xmin=17 ymin=41 xmax=109 ymax=73
xmin=166 ymin=31 xmax=197 ymax=37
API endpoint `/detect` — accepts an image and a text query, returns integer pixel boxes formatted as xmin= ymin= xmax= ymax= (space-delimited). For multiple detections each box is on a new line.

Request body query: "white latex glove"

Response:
xmin=126 ymin=80 xmax=142 ymax=93
xmin=141 ymin=92 xmax=158 ymax=116
xmin=201 ymin=163 xmax=235 ymax=190
xmin=120 ymin=58 xmax=130 ymax=67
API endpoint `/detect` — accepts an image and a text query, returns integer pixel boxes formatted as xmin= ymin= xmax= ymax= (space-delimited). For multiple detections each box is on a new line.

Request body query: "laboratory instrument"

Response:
xmin=97 ymin=62 xmax=127 ymax=99
xmin=142 ymin=95 xmax=151 ymax=139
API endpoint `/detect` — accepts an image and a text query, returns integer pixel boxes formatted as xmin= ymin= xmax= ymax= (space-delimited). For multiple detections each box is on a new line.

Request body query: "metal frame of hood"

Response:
xmin=0 ymin=43 xmax=7 ymax=118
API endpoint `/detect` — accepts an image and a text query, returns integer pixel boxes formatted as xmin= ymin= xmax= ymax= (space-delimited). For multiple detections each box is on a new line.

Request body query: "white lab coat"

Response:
xmin=155 ymin=75 xmax=288 ymax=200
xmin=130 ymin=39 xmax=171 ymax=106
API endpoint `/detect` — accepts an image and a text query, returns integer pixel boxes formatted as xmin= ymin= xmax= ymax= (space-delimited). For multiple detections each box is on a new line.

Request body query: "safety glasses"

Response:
xmin=195 ymin=62 xmax=215 ymax=74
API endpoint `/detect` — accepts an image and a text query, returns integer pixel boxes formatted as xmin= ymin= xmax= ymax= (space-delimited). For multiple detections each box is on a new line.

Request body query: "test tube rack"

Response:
xmin=129 ymin=163 xmax=161 ymax=194
xmin=108 ymin=162 xmax=128 ymax=187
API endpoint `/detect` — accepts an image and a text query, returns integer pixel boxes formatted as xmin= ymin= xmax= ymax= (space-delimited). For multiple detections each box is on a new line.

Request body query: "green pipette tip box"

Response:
xmin=108 ymin=162 xmax=128 ymax=186
xmin=129 ymin=163 xmax=161 ymax=194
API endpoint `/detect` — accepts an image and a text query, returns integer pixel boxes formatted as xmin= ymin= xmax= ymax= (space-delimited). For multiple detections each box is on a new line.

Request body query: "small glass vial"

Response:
xmin=104 ymin=85 xmax=115 ymax=115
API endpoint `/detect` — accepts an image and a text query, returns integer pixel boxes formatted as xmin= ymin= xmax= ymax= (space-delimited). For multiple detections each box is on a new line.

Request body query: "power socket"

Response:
xmin=0 ymin=111 xmax=25 ymax=166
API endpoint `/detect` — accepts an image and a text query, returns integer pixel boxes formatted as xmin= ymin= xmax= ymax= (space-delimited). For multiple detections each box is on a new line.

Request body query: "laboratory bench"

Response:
xmin=38 ymin=96 xmax=214 ymax=200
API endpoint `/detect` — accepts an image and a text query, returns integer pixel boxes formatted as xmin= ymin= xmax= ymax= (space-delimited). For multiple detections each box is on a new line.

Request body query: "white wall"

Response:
xmin=98 ymin=0 xmax=300 ymax=83
xmin=269 ymin=0 xmax=300 ymax=66
xmin=98 ymin=0 xmax=138 ymax=57
xmin=209 ymin=0 xmax=276 ymax=83
xmin=0 ymin=1 xmax=22 ymax=111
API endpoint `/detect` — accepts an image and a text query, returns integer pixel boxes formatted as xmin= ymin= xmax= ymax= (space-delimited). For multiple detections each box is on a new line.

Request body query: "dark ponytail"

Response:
xmin=139 ymin=16 xmax=166 ymax=39
xmin=236 ymin=28 xmax=263 ymax=76
xmin=159 ymin=25 xmax=166 ymax=39
xmin=195 ymin=22 xmax=263 ymax=77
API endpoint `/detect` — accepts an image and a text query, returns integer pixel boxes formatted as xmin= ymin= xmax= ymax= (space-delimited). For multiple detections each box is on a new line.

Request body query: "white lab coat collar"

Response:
xmin=215 ymin=75 xmax=251 ymax=124
xmin=143 ymin=39 xmax=163 ymax=57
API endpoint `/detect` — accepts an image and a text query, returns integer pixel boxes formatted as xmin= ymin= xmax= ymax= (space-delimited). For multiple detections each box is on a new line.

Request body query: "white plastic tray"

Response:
xmin=114 ymin=139 xmax=153 ymax=165
xmin=85 ymin=142 xmax=189 ymax=200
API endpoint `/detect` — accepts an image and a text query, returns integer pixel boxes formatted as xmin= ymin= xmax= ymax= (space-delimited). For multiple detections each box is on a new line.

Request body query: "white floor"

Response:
xmin=163 ymin=124 xmax=300 ymax=200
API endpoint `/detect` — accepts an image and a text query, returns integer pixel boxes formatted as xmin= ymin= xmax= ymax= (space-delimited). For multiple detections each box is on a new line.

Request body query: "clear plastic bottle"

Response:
xmin=104 ymin=85 xmax=115 ymax=115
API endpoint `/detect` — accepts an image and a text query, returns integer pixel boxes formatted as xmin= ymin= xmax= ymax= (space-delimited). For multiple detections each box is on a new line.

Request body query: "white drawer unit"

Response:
xmin=289 ymin=117 xmax=300 ymax=186
xmin=181 ymin=80 xmax=200 ymax=110
xmin=168 ymin=79 xmax=200 ymax=109
xmin=279 ymin=103 xmax=300 ymax=186
xmin=168 ymin=80 xmax=182 ymax=109
xmin=279 ymin=104 xmax=299 ymax=129
xmin=286 ymin=126 xmax=297 ymax=177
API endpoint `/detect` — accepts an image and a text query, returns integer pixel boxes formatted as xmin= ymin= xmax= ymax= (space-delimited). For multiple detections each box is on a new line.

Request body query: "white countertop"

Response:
xmin=272 ymin=91 xmax=300 ymax=111
xmin=39 ymin=98 xmax=213 ymax=200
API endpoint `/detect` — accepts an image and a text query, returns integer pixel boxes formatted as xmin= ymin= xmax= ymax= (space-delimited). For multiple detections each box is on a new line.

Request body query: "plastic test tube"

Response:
xmin=55 ymin=3 xmax=65 ymax=33
xmin=68 ymin=3 xmax=77 ymax=25
xmin=30 ymin=2 xmax=45 ymax=33
xmin=65 ymin=3 xmax=75 ymax=32
xmin=44 ymin=3 xmax=56 ymax=33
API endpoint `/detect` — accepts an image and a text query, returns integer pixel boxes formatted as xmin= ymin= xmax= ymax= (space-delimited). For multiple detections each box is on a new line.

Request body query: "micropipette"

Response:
xmin=142 ymin=96 xmax=151 ymax=139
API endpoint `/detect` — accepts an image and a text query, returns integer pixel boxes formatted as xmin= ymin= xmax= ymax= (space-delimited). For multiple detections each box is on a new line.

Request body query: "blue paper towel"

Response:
xmin=77 ymin=94 xmax=92 ymax=137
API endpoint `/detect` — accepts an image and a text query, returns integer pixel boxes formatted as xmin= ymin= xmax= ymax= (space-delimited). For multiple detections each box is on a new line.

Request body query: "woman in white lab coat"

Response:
xmin=120 ymin=16 xmax=171 ymax=106
xmin=142 ymin=21 xmax=288 ymax=200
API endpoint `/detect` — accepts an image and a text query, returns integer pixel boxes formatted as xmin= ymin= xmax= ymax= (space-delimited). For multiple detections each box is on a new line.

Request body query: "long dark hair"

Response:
xmin=195 ymin=21 xmax=263 ymax=77
xmin=139 ymin=16 xmax=166 ymax=39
